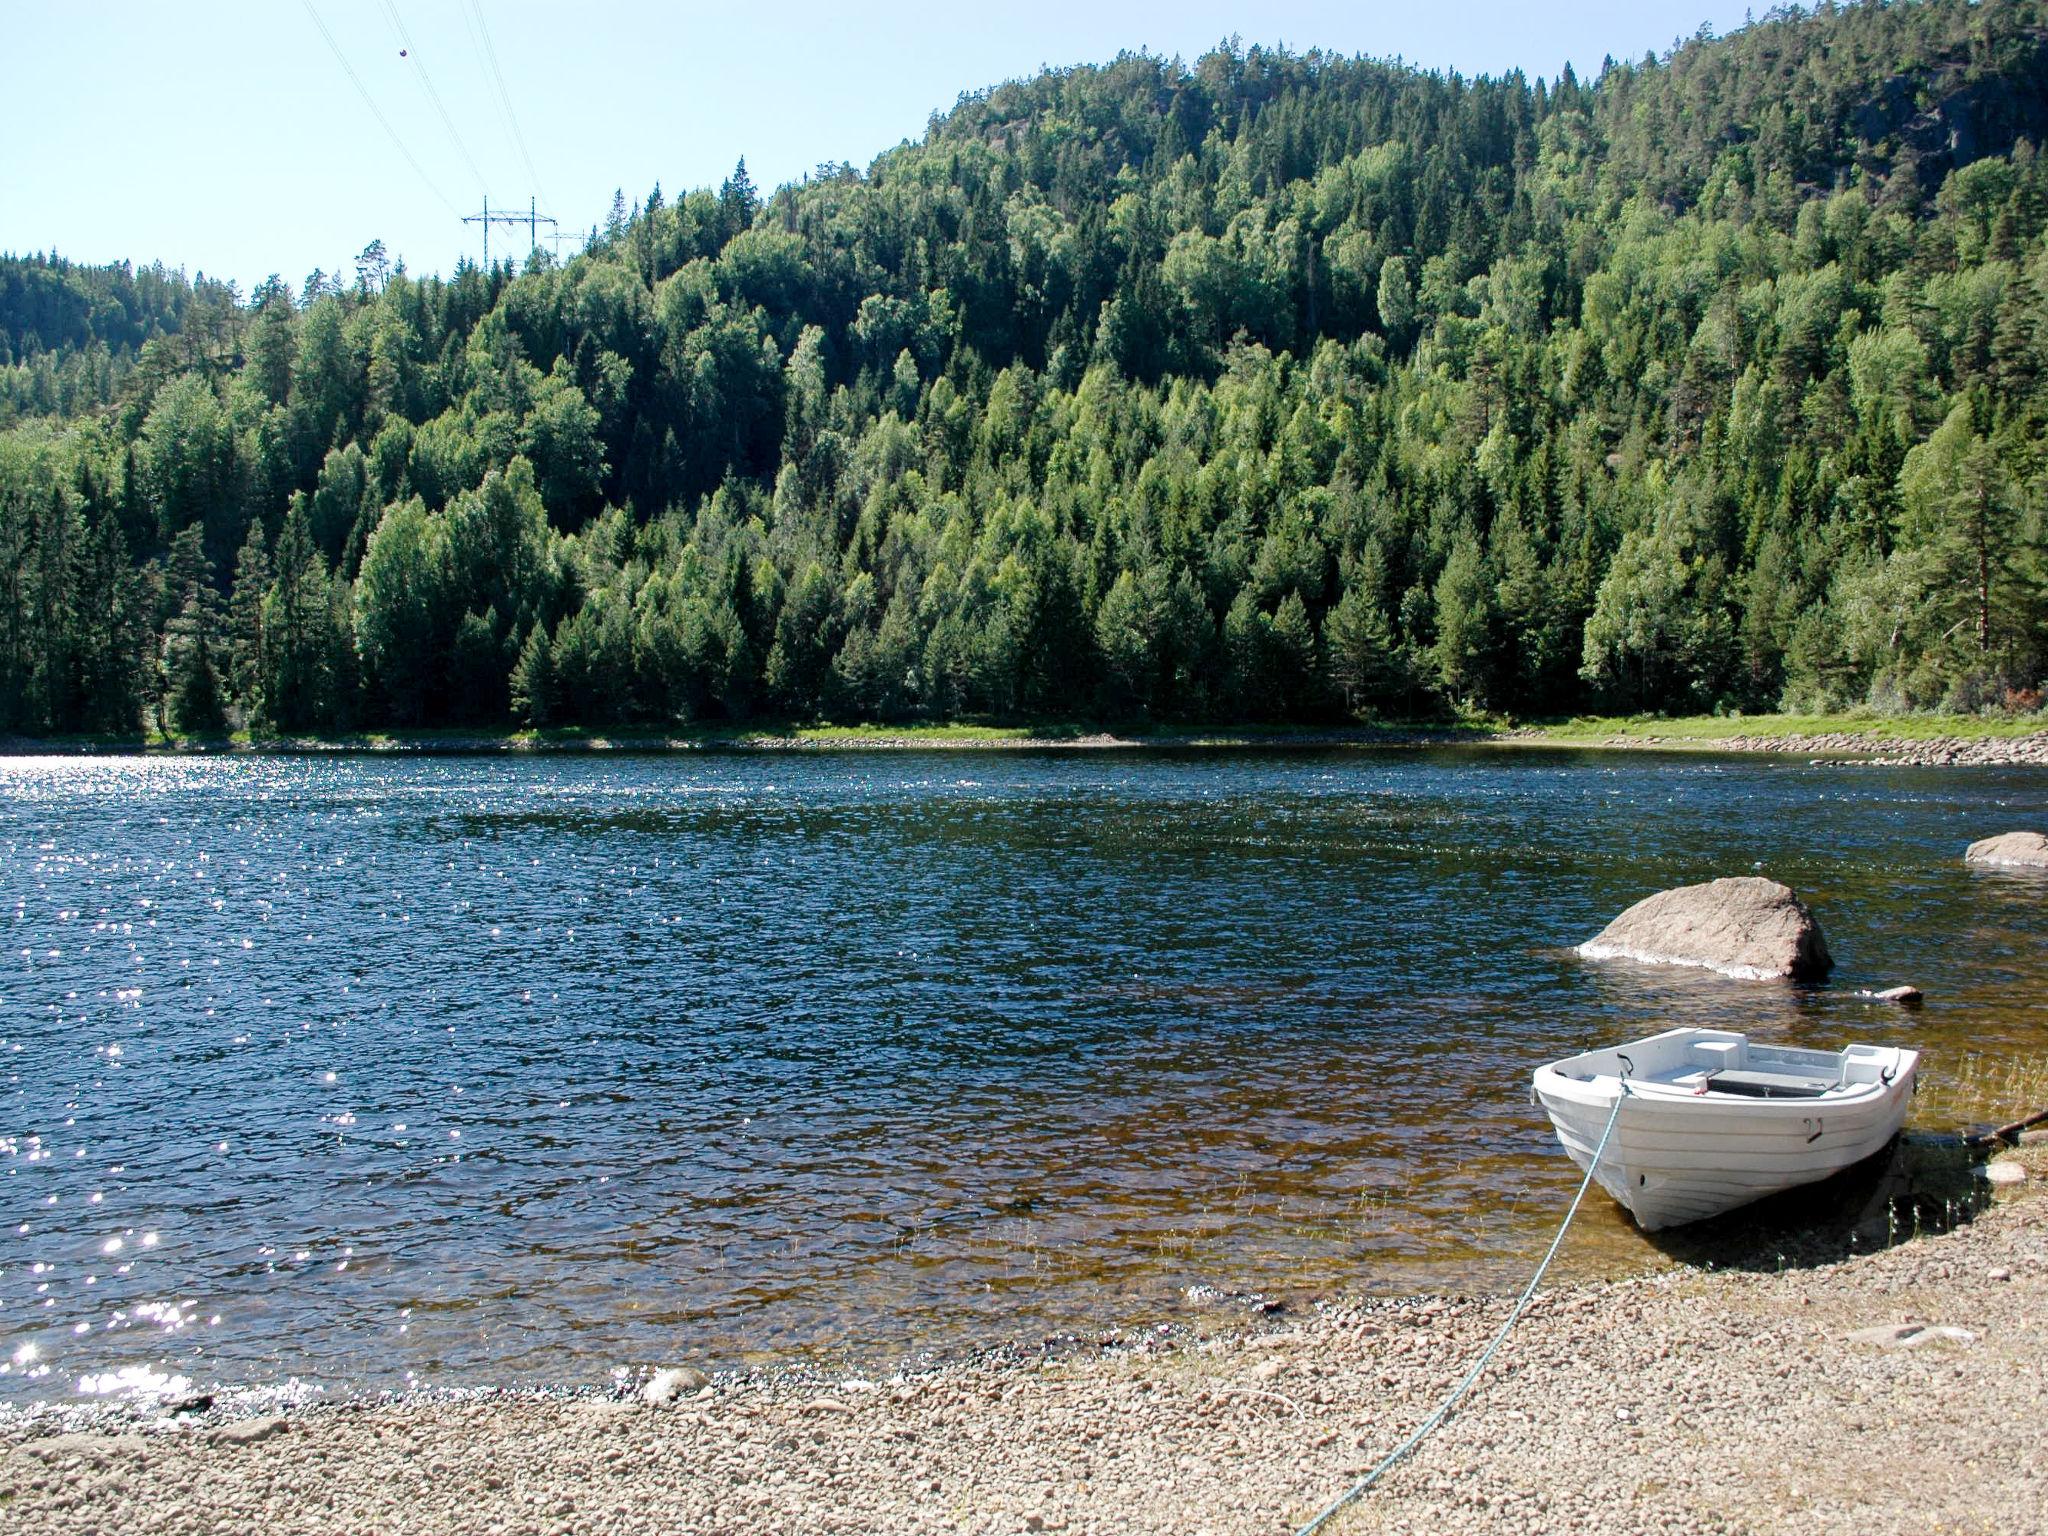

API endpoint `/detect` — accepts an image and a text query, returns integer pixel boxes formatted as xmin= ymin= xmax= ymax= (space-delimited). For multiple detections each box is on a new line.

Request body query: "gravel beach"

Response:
xmin=6 ymin=1144 xmax=2042 ymax=1536
xmin=1582 ymin=730 xmax=2048 ymax=767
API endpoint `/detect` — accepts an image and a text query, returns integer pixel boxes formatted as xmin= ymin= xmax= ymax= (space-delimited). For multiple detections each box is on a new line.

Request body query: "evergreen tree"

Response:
xmin=510 ymin=620 xmax=555 ymax=726
xmin=165 ymin=598 xmax=227 ymax=735
xmin=227 ymin=517 xmax=271 ymax=721
xmin=4 ymin=0 xmax=2048 ymax=737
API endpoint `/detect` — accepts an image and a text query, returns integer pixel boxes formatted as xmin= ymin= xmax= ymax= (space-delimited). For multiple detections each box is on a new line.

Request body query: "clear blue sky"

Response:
xmin=3 ymin=1 xmax=1757 ymax=292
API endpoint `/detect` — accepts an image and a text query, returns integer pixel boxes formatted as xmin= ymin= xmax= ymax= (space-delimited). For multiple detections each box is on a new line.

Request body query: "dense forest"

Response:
xmin=4 ymin=0 xmax=2048 ymax=737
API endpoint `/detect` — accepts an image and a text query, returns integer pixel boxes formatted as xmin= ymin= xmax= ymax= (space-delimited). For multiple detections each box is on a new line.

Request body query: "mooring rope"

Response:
xmin=1292 ymin=1084 xmax=1630 ymax=1536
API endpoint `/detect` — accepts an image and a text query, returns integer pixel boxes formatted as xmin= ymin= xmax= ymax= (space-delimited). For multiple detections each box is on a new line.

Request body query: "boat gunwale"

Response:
xmin=1534 ymin=1065 xmax=1907 ymax=1113
xmin=1532 ymin=1028 xmax=1918 ymax=1117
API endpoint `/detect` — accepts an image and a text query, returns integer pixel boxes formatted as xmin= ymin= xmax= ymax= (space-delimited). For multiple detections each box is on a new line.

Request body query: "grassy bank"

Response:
xmin=2 ymin=719 xmax=1484 ymax=754
xmin=3 ymin=711 xmax=2043 ymax=756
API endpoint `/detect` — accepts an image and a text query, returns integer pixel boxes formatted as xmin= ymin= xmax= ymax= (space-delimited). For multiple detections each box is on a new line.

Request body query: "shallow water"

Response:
xmin=1 ymin=748 xmax=2042 ymax=1405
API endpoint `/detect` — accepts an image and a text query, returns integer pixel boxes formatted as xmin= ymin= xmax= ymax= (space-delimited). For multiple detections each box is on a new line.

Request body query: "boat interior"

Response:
xmin=1546 ymin=1028 xmax=1906 ymax=1100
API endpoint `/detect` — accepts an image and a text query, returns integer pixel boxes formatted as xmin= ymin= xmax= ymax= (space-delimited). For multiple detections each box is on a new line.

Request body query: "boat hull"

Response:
xmin=1533 ymin=1047 xmax=1918 ymax=1232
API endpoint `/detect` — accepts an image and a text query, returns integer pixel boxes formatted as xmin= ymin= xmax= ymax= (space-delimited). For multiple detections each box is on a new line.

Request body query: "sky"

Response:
xmin=3 ymin=1 xmax=1759 ymax=293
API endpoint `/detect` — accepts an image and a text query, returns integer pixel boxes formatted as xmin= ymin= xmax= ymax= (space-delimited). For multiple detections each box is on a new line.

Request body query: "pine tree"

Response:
xmin=509 ymin=621 xmax=555 ymax=726
xmin=166 ymin=600 xmax=227 ymax=735
xmin=227 ymin=518 xmax=272 ymax=723
xmin=1325 ymin=581 xmax=1404 ymax=714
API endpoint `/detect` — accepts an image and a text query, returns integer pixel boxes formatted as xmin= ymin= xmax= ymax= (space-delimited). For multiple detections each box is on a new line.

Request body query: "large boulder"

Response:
xmin=1579 ymin=877 xmax=1833 ymax=981
xmin=1965 ymin=831 xmax=2048 ymax=869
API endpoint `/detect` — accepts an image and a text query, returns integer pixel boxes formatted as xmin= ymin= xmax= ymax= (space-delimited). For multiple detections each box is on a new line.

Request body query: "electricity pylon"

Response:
xmin=462 ymin=195 xmax=559 ymax=268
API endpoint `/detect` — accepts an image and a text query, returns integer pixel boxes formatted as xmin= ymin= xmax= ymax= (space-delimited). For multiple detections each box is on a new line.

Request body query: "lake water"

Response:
xmin=1 ymin=748 xmax=2042 ymax=1408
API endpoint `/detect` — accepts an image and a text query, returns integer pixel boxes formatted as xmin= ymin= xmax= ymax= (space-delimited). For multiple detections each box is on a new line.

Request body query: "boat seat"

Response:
xmin=1702 ymin=1069 xmax=1834 ymax=1099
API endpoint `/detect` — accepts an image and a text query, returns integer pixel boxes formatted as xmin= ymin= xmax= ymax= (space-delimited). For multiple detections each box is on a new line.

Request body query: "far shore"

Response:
xmin=6 ymin=1142 xmax=2043 ymax=1535
xmin=4 ymin=712 xmax=2047 ymax=766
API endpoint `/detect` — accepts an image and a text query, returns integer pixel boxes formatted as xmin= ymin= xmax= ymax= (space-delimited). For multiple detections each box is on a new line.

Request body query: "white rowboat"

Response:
xmin=1532 ymin=1027 xmax=1918 ymax=1231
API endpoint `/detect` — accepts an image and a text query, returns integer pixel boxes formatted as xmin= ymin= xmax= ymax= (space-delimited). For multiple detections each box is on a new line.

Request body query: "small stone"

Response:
xmin=641 ymin=1366 xmax=710 ymax=1404
xmin=1249 ymin=1331 xmax=1303 ymax=1349
xmin=2018 ymin=1128 xmax=2048 ymax=1148
xmin=1982 ymin=1160 xmax=2028 ymax=1186
xmin=212 ymin=1416 xmax=288 ymax=1446
xmin=801 ymin=1396 xmax=852 ymax=1415
xmin=1845 ymin=1323 xmax=1976 ymax=1349
xmin=17 ymin=1433 xmax=147 ymax=1463
xmin=1988 ymin=1266 xmax=2013 ymax=1282
xmin=1869 ymin=985 xmax=1922 ymax=1005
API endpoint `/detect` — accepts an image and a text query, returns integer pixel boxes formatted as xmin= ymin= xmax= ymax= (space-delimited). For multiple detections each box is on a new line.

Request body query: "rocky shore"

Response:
xmin=1585 ymin=729 xmax=2048 ymax=767
xmin=6 ymin=1144 xmax=2041 ymax=1536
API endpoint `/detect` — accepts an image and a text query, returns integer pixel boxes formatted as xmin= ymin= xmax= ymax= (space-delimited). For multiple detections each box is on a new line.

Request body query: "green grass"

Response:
xmin=12 ymin=709 xmax=2044 ymax=754
xmin=783 ymin=720 xmax=1053 ymax=742
xmin=46 ymin=717 xmax=1474 ymax=752
xmin=1918 ymin=1050 xmax=2048 ymax=1136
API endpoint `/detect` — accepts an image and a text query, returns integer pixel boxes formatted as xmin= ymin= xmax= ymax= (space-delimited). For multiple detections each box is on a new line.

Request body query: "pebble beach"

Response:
xmin=7 ymin=1143 xmax=2041 ymax=1536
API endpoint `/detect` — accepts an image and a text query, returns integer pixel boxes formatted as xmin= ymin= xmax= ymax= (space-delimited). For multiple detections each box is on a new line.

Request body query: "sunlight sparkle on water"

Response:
xmin=2 ymin=751 xmax=2040 ymax=1405
xmin=77 ymin=1364 xmax=192 ymax=1400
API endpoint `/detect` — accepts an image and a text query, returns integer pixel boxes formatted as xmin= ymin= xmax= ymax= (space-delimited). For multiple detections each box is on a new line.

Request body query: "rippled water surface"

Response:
xmin=2 ymin=748 xmax=2043 ymax=1404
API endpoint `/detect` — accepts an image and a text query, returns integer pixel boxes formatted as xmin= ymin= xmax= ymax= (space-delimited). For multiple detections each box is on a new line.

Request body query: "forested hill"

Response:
xmin=5 ymin=0 xmax=2048 ymax=738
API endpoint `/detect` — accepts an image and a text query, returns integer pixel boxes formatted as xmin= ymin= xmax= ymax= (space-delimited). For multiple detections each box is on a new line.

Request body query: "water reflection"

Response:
xmin=0 ymin=748 xmax=2042 ymax=1403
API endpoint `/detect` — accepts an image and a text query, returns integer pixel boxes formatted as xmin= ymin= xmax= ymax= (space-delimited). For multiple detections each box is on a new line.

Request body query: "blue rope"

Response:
xmin=1293 ymin=1084 xmax=1630 ymax=1536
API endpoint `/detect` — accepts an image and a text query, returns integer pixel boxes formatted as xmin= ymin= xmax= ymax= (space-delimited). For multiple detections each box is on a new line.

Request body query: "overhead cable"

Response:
xmin=461 ymin=0 xmax=551 ymax=214
xmin=297 ymin=0 xmax=459 ymax=215
xmin=377 ymin=0 xmax=491 ymax=197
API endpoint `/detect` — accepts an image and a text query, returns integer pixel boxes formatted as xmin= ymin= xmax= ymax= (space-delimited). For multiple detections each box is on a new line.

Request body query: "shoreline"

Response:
xmin=7 ymin=1144 xmax=2042 ymax=1535
xmin=5 ymin=718 xmax=2047 ymax=766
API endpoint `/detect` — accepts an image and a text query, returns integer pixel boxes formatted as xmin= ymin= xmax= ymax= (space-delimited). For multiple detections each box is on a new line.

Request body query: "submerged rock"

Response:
xmin=1579 ymin=877 xmax=1833 ymax=981
xmin=1964 ymin=831 xmax=2048 ymax=869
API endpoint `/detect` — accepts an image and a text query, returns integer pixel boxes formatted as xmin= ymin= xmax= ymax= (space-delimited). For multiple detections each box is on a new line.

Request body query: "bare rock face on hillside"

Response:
xmin=1579 ymin=877 xmax=1833 ymax=981
xmin=1964 ymin=832 xmax=2048 ymax=869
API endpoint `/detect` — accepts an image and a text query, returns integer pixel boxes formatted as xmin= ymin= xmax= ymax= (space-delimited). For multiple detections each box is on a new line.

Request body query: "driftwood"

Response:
xmin=1965 ymin=1105 xmax=2048 ymax=1148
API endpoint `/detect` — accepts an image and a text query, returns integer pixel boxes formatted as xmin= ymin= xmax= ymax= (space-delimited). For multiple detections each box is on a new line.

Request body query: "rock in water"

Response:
xmin=1964 ymin=831 xmax=2048 ymax=869
xmin=1579 ymin=877 xmax=1832 ymax=981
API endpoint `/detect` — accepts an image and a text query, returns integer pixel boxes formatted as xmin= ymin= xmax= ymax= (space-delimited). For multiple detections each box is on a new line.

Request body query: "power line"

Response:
xmin=461 ymin=0 xmax=551 ymax=214
xmin=463 ymin=195 xmax=558 ymax=271
xmin=466 ymin=0 xmax=543 ymax=202
xmin=296 ymin=0 xmax=458 ymax=216
xmin=377 ymin=0 xmax=490 ymax=197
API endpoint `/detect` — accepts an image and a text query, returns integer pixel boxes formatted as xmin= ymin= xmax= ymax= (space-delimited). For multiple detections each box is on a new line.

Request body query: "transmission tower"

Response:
xmin=462 ymin=195 xmax=559 ymax=268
